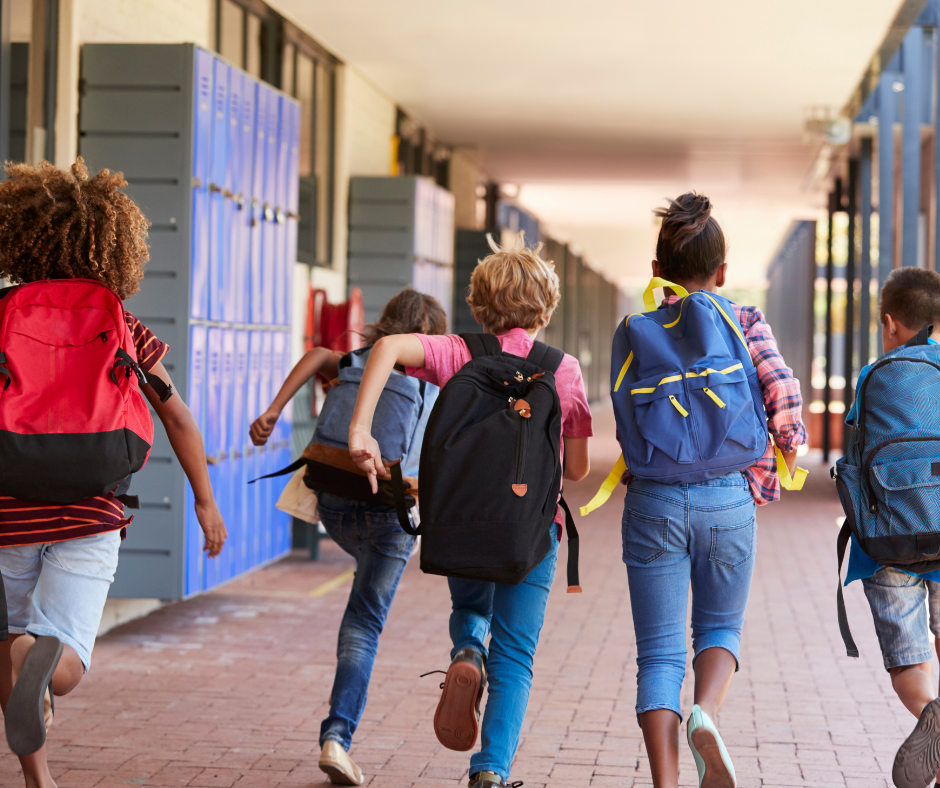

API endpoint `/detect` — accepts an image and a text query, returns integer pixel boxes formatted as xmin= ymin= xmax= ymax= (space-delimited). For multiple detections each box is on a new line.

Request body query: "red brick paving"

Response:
xmin=0 ymin=406 xmax=923 ymax=786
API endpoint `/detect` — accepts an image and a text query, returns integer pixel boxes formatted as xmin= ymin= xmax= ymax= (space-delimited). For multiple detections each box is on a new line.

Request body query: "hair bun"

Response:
xmin=653 ymin=192 xmax=713 ymax=250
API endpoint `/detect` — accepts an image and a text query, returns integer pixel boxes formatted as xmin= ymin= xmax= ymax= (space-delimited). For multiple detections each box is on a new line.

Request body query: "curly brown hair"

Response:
xmin=0 ymin=158 xmax=150 ymax=299
xmin=361 ymin=288 xmax=448 ymax=344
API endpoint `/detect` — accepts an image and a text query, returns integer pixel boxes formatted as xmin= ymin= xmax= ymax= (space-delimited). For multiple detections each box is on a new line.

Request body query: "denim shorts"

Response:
xmin=862 ymin=566 xmax=940 ymax=671
xmin=0 ymin=531 xmax=121 ymax=671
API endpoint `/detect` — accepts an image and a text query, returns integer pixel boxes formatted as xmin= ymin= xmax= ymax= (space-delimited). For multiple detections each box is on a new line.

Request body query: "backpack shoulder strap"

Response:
xmin=460 ymin=332 xmax=502 ymax=359
xmin=526 ymin=340 xmax=565 ymax=374
xmin=907 ymin=324 xmax=934 ymax=347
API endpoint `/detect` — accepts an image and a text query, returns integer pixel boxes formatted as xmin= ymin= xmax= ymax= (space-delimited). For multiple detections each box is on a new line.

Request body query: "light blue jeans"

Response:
xmin=317 ymin=493 xmax=415 ymax=750
xmin=862 ymin=567 xmax=940 ymax=670
xmin=623 ymin=474 xmax=756 ymax=722
xmin=447 ymin=525 xmax=559 ymax=782
xmin=0 ymin=530 xmax=121 ymax=670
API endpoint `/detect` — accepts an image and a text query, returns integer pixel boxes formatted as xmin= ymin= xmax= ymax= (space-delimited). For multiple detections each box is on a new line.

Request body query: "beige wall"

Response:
xmin=450 ymin=149 xmax=482 ymax=230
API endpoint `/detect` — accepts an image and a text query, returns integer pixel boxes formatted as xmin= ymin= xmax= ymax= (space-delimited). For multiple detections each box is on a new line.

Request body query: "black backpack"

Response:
xmin=390 ymin=333 xmax=580 ymax=590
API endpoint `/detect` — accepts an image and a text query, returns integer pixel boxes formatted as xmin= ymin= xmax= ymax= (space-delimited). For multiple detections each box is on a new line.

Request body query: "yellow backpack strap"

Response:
xmin=580 ymin=454 xmax=627 ymax=516
xmin=643 ymin=277 xmax=689 ymax=311
xmin=775 ymin=443 xmax=808 ymax=491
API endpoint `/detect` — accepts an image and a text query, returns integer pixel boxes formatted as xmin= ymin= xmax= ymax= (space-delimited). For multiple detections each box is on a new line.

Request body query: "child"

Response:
xmin=842 ymin=267 xmax=940 ymax=788
xmin=617 ymin=194 xmax=805 ymax=788
xmin=0 ymin=160 xmax=226 ymax=787
xmin=251 ymin=288 xmax=447 ymax=786
xmin=347 ymin=233 xmax=593 ymax=788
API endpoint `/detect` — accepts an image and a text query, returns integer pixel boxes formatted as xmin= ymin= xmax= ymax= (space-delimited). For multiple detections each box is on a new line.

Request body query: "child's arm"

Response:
xmin=142 ymin=360 xmax=227 ymax=557
xmin=564 ymin=437 xmax=590 ymax=482
xmin=250 ymin=347 xmax=343 ymax=446
xmin=349 ymin=334 xmax=427 ymax=492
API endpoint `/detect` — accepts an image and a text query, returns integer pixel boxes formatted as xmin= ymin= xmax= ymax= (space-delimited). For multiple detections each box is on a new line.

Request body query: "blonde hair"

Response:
xmin=466 ymin=231 xmax=561 ymax=335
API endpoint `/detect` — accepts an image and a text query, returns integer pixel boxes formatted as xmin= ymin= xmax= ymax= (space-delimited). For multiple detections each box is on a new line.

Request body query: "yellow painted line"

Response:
xmin=309 ymin=568 xmax=356 ymax=598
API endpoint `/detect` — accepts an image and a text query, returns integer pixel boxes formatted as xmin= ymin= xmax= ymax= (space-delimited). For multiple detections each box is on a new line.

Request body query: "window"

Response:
xmin=395 ymin=109 xmax=450 ymax=188
xmin=281 ymin=22 xmax=336 ymax=267
xmin=215 ymin=2 xmax=338 ymax=268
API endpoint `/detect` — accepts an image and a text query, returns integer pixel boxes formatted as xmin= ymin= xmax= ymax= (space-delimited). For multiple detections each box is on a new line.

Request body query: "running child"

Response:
xmin=604 ymin=193 xmax=806 ymax=788
xmin=348 ymin=233 xmax=593 ymax=788
xmin=0 ymin=160 xmax=226 ymax=788
xmin=251 ymin=288 xmax=446 ymax=785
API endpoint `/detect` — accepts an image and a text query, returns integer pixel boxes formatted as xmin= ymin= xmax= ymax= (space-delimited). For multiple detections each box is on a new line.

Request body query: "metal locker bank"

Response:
xmin=79 ymin=43 xmax=300 ymax=599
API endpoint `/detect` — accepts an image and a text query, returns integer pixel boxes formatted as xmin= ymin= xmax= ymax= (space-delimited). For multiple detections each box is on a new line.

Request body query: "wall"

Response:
xmin=450 ymin=149 xmax=481 ymax=230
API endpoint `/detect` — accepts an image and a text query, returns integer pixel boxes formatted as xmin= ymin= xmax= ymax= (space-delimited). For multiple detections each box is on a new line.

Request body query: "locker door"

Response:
xmin=218 ymin=329 xmax=236 ymax=583
xmin=270 ymin=330 xmax=288 ymax=553
xmin=237 ymin=78 xmax=256 ymax=324
xmin=205 ymin=327 xmax=223 ymax=590
xmin=233 ymin=330 xmax=250 ymax=576
xmin=274 ymin=96 xmax=291 ymax=326
xmin=259 ymin=330 xmax=274 ymax=561
xmin=208 ymin=58 xmax=230 ymax=322
xmin=261 ymin=86 xmax=278 ymax=325
xmin=222 ymin=70 xmax=243 ymax=324
xmin=185 ymin=325 xmax=208 ymax=595
xmin=190 ymin=49 xmax=214 ymax=320
xmin=250 ymin=83 xmax=267 ymax=324
xmin=246 ymin=330 xmax=264 ymax=568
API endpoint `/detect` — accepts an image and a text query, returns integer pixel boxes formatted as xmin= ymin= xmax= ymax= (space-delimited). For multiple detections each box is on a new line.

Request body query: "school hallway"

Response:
xmin=0 ymin=404 xmax=910 ymax=788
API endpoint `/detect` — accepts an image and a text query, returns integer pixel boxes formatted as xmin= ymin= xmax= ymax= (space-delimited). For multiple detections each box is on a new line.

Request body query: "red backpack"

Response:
xmin=0 ymin=279 xmax=171 ymax=504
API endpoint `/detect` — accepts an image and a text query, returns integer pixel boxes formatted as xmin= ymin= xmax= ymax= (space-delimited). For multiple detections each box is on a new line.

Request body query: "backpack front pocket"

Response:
xmin=630 ymin=372 xmax=694 ymax=464
xmin=869 ymin=455 xmax=940 ymax=539
xmin=686 ymin=363 xmax=759 ymax=458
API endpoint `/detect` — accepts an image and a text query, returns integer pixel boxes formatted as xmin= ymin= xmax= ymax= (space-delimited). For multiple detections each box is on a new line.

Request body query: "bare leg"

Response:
xmin=639 ymin=709 xmax=681 ymax=788
xmin=1 ymin=634 xmax=83 ymax=788
xmin=693 ymin=647 xmax=737 ymax=720
xmin=890 ymin=663 xmax=935 ymax=718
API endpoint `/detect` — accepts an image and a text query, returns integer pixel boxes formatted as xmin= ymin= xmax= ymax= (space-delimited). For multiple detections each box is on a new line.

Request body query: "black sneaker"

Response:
xmin=430 ymin=647 xmax=486 ymax=751
xmin=894 ymin=698 xmax=940 ymax=788
xmin=468 ymin=771 xmax=522 ymax=788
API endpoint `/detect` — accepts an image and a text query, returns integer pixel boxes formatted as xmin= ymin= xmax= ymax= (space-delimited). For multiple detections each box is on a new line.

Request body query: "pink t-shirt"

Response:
xmin=407 ymin=328 xmax=593 ymax=526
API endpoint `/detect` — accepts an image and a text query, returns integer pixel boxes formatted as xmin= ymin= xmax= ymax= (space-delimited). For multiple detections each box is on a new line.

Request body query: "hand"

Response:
xmin=195 ymin=498 xmax=227 ymax=557
xmin=250 ymin=410 xmax=278 ymax=446
xmin=349 ymin=426 xmax=385 ymax=494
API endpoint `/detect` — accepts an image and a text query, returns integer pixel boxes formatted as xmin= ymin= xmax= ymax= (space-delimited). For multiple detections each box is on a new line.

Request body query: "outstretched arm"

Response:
xmin=250 ymin=347 xmax=343 ymax=445
xmin=563 ymin=437 xmax=590 ymax=482
xmin=143 ymin=360 xmax=227 ymax=557
xmin=348 ymin=334 xmax=426 ymax=492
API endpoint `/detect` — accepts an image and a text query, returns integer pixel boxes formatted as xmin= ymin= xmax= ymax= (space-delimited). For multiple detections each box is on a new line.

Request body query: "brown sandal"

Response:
xmin=425 ymin=647 xmax=486 ymax=751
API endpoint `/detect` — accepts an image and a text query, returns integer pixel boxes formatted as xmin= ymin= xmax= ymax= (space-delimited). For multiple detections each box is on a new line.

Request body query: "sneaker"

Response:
xmin=468 ymin=771 xmax=522 ymax=788
xmin=687 ymin=704 xmax=736 ymax=788
xmin=894 ymin=698 xmax=940 ymax=788
xmin=432 ymin=647 xmax=486 ymax=751
xmin=319 ymin=740 xmax=364 ymax=786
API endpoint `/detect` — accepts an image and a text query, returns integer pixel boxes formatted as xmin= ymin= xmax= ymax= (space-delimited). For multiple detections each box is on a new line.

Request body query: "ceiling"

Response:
xmin=274 ymin=0 xmax=906 ymax=288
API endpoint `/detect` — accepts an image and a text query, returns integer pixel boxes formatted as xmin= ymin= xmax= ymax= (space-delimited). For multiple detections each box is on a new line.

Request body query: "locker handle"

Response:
xmin=191 ymin=176 xmax=203 ymax=189
xmin=206 ymin=455 xmax=219 ymax=466
xmin=209 ymin=182 xmax=223 ymax=193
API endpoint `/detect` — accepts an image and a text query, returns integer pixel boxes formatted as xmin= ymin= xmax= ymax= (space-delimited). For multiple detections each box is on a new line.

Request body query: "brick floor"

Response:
xmin=0 ymin=405 xmax=924 ymax=787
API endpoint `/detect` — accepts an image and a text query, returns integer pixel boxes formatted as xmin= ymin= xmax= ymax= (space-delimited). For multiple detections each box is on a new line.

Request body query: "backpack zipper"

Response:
xmin=863 ymin=434 xmax=940 ymax=513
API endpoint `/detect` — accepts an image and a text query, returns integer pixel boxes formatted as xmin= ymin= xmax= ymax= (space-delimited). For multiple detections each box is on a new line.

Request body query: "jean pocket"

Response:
xmin=623 ymin=509 xmax=669 ymax=564
xmin=710 ymin=518 xmax=756 ymax=568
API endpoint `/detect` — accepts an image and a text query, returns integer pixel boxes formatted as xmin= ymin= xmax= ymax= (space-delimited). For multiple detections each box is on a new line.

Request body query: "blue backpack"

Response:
xmin=313 ymin=345 xmax=436 ymax=478
xmin=582 ymin=278 xmax=802 ymax=516
xmin=835 ymin=326 xmax=940 ymax=657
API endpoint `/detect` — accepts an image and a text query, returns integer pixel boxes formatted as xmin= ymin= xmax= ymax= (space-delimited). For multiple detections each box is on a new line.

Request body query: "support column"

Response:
xmin=844 ymin=161 xmax=858 ymax=453
xmin=823 ymin=186 xmax=837 ymax=464
xmin=901 ymin=27 xmax=923 ymax=268
xmin=878 ymin=71 xmax=896 ymax=286
xmin=0 ymin=0 xmax=10 ymax=166
xmin=860 ymin=138 xmax=873 ymax=370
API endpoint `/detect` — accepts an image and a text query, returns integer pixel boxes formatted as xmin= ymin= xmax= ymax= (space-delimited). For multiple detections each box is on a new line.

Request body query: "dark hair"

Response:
xmin=653 ymin=192 xmax=726 ymax=283
xmin=0 ymin=158 xmax=150 ymax=299
xmin=880 ymin=267 xmax=940 ymax=329
xmin=361 ymin=288 xmax=447 ymax=344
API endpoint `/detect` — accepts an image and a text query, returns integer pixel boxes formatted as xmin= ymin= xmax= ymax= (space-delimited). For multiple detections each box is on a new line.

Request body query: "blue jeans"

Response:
xmin=862 ymin=567 xmax=940 ymax=670
xmin=447 ymin=525 xmax=559 ymax=782
xmin=623 ymin=474 xmax=756 ymax=721
xmin=317 ymin=493 xmax=415 ymax=749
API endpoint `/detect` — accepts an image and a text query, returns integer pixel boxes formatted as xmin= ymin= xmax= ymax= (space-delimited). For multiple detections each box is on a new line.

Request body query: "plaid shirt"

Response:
xmin=625 ymin=295 xmax=807 ymax=505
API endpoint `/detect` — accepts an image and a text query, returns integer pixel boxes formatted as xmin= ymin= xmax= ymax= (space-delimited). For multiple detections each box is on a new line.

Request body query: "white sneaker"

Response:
xmin=319 ymin=740 xmax=364 ymax=786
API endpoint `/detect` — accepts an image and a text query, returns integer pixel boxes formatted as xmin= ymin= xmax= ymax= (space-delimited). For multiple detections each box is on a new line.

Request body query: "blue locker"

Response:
xmin=184 ymin=325 xmax=208 ymax=595
xmin=208 ymin=58 xmax=230 ymax=322
xmin=218 ymin=329 xmax=236 ymax=583
xmin=190 ymin=49 xmax=214 ymax=320
xmin=276 ymin=330 xmax=293 ymax=554
xmin=246 ymin=330 xmax=264 ymax=568
xmin=261 ymin=86 xmax=279 ymax=325
xmin=233 ymin=330 xmax=250 ymax=576
xmin=274 ymin=96 xmax=290 ymax=326
xmin=250 ymin=83 xmax=268 ymax=324
xmin=221 ymin=70 xmax=243 ymax=324
xmin=236 ymin=77 xmax=256 ymax=324
xmin=287 ymin=101 xmax=300 ymax=214
xmin=269 ymin=330 xmax=287 ymax=553
xmin=205 ymin=327 xmax=223 ymax=590
xmin=259 ymin=330 xmax=274 ymax=561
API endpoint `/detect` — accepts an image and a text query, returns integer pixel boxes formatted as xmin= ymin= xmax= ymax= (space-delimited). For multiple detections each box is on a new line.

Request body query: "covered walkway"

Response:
xmin=0 ymin=407 xmax=909 ymax=788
